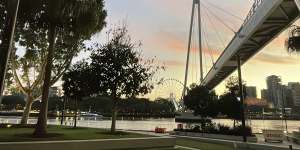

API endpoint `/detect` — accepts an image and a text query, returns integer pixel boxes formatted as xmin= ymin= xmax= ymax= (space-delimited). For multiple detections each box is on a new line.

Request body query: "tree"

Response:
xmin=17 ymin=0 xmax=107 ymax=136
xmin=286 ymin=25 xmax=300 ymax=53
xmin=219 ymin=76 xmax=246 ymax=127
xmin=89 ymin=26 xmax=162 ymax=132
xmin=219 ymin=92 xmax=242 ymax=127
xmin=183 ymin=84 xmax=219 ymax=118
xmin=10 ymin=12 xmax=90 ymax=124
xmin=62 ymin=61 xmax=93 ymax=127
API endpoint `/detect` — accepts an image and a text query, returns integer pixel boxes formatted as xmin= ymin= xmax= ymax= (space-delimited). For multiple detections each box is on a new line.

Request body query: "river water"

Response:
xmin=1 ymin=116 xmax=299 ymax=133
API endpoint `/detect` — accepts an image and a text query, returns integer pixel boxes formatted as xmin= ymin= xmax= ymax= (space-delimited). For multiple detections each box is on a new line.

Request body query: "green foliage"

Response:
xmin=0 ymin=1 xmax=7 ymax=44
xmin=219 ymin=92 xmax=242 ymax=121
xmin=18 ymin=0 xmax=107 ymax=38
xmin=183 ymin=85 xmax=218 ymax=118
xmin=89 ymin=26 xmax=161 ymax=98
xmin=62 ymin=61 xmax=93 ymax=100
xmin=219 ymin=76 xmax=246 ymax=123
xmin=175 ymin=123 xmax=253 ymax=137
xmin=78 ymin=97 xmax=175 ymax=116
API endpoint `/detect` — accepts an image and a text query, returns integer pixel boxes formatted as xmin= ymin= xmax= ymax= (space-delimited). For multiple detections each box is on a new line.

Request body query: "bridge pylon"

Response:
xmin=182 ymin=0 xmax=204 ymax=99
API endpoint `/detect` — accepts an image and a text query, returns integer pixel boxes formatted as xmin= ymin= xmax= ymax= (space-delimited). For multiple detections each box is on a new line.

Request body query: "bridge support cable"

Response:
xmin=237 ymin=54 xmax=247 ymax=142
xmin=296 ymin=0 xmax=300 ymax=11
xmin=202 ymin=5 xmax=227 ymax=50
xmin=202 ymin=0 xmax=244 ymax=22
xmin=201 ymin=20 xmax=216 ymax=72
xmin=201 ymin=2 xmax=237 ymax=34
xmin=182 ymin=0 xmax=204 ymax=99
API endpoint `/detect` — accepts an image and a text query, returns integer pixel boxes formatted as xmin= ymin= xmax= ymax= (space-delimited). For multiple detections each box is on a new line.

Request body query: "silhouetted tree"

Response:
xmin=183 ymin=84 xmax=219 ymax=118
xmin=22 ymin=0 xmax=107 ymax=136
xmin=89 ymin=26 xmax=162 ymax=132
xmin=62 ymin=61 xmax=93 ymax=128
xmin=219 ymin=76 xmax=246 ymax=127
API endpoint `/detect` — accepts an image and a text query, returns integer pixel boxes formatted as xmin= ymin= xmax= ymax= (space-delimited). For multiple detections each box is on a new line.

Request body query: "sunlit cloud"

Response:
xmin=252 ymin=52 xmax=299 ymax=65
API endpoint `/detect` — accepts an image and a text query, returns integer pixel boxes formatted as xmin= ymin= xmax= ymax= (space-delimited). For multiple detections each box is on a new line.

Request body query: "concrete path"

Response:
xmin=122 ymin=130 xmax=300 ymax=150
xmin=256 ymin=134 xmax=300 ymax=149
xmin=175 ymin=145 xmax=201 ymax=150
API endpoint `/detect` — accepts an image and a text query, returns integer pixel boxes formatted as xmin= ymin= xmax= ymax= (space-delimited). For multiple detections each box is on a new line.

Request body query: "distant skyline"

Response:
xmin=72 ymin=0 xmax=300 ymax=99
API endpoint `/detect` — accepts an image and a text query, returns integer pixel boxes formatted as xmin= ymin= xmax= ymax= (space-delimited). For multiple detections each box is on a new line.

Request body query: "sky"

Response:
xmin=73 ymin=0 xmax=300 ymax=100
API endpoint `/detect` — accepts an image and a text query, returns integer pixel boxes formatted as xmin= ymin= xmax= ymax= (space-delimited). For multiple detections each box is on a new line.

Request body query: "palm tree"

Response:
xmin=29 ymin=0 xmax=106 ymax=137
xmin=286 ymin=25 xmax=300 ymax=53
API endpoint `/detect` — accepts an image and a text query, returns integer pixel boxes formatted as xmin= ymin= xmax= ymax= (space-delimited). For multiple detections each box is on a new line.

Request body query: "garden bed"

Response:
xmin=172 ymin=131 xmax=257 ymax=143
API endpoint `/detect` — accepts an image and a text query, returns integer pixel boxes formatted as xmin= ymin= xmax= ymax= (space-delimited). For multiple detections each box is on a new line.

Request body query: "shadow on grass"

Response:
xmin=60 ymin=127 xmax=87 ymax=130
xmin=96 ymin=131 xmax=131 ymax=136
xmin=15 ymin=133 xmax=64 ymax=139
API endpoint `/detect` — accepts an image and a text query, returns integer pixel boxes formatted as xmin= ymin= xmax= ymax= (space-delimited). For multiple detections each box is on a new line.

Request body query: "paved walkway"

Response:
xmin=175 ymin=145 xmax=201 ymax=150
xmin=256 ymin=134 xmax=300 ymax=149
xmin=122 ymin=130 xmax=300 ymax=149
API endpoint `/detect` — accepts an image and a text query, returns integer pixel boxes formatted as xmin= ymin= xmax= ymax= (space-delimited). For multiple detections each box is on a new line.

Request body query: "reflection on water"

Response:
xmin=1 ymin=116 xmax=299 ymax=133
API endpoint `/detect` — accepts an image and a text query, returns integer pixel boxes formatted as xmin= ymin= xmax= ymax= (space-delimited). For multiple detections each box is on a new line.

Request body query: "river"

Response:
xmin=1 ymin=116 xmax=299 ymax=133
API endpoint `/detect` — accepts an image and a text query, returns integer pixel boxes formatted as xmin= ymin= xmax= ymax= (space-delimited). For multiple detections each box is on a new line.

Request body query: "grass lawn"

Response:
xmin=174 ymin=138 xmax=241 ymax=150
xmin=0 ymin=125 xmax=150 ymax=142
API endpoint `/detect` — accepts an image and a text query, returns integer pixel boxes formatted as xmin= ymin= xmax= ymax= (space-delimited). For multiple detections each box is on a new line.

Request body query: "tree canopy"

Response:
xmin=89 ymin=26 xmax=161 ymax=98
xmin=183 ymin=84 xmax=219 ymax=118
xmin=62 ymin=61 xmax=93 ymax=100
xmin=14 ymin=0 xmax=107 ymax=136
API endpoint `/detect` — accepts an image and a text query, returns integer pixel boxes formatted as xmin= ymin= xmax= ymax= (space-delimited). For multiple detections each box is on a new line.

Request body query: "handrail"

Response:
xmin=242 ymin=0 xmax=263 ymax=27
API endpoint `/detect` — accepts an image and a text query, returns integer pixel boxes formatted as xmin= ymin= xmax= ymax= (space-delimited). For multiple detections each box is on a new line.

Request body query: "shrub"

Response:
xmin=174 ymin=123 xmax=254 ymax=136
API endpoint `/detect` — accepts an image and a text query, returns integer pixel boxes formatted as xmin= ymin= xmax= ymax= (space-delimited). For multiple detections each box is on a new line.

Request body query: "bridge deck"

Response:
xmin=202 ymin=0 xmax=299 ymax=89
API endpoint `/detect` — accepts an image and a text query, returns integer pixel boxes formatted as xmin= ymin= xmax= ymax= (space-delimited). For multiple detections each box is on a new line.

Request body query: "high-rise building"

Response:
xmin=49 ymin=86 xmax=62 ymax=97
xmin=261 ymin=89 xmax=268 ymax=100
xmin=266 ymin=75 xmax=283 ymax=108
xmin=288 ymin=82 xmax=300 ymax=107
xmin=246 ymin=86 xmax=257 ymax=98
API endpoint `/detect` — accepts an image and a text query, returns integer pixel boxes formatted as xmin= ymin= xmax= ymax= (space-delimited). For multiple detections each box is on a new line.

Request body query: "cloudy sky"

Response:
xmin=75 ymin=0 xmax=300 ymax=99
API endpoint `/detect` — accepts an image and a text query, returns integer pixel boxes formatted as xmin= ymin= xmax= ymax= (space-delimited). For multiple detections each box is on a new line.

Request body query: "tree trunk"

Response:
xmin=60 ymin=97 xmax=66 ymax=125
xmin=33 ymin=25 xmax=57 ymax=137
xmin=74 ymin=98 xmax=78 ymax=128
xmin=0 ymin=0 xmax=19 ymax=95
xmin=234 ymin=120 xmax=236 ymax=128
xmin=20 ymin=96 xmax=34 ymax=125
xmin=111 ymin=98 xmax=117 ymax=133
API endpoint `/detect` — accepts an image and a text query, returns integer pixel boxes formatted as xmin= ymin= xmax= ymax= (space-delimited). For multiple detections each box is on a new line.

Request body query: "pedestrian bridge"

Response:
xmin=202 ymin=0 xmax=300 ymax=89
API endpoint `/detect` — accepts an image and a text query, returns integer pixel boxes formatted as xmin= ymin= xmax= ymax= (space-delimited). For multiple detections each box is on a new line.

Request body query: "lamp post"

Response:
xmin=237 ymin=54 xmax=247 ymax=142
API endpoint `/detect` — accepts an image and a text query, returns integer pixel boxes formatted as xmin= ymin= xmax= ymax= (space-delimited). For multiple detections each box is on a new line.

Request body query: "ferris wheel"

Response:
xmin=146 ymin=78 xmax=187 ymax=111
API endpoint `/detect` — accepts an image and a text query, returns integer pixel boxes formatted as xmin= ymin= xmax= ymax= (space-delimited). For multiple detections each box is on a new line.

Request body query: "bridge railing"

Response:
xmin=242 ymin=0 xmax=263 ymax=27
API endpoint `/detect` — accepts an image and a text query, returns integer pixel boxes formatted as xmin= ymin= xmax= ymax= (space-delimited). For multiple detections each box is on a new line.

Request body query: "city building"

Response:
xmin=282 ymin=85 xmax=294 ymax=108
xmin=288 ymin=82 xmax=300 ymax=107
xmin=49 ymin=86 xmax=62 ymax=97
xmin=246 ymin=86 xmax=257 ymax=98
xmin=261 ymin=89 xmax=268 ymax=101
xmin=266 ymin=75 xmax=283 ymax=108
